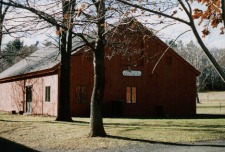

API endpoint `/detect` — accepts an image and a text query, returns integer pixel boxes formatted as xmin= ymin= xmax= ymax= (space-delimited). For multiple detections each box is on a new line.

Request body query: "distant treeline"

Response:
xmin=167 ymin=40 xmax=225 ymax=91
xmin=0 ymin=39 xmax=38 ymax=73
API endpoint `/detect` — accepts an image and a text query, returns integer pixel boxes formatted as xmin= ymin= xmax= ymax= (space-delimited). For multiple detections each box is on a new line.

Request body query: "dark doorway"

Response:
xmin=156 ymin=105 xmax=164 ymax=117
xmin=112 ymin=100 xmax=123 ymax=117
xmin=26 ymin=86 xmax=32 ymax=113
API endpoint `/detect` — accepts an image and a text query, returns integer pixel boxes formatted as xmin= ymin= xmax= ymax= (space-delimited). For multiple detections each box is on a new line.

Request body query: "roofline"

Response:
xmin=0 ymin=18 xmax=200 ymax=84
xmin=0 ymin=64 xmax=59 ymax=84
xmin=154 ymin=36 xmax=201 ymax=76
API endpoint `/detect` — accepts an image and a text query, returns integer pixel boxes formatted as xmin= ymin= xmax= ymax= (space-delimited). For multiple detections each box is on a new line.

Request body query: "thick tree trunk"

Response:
xmin=56 ymin=0 xmax=75 ymax=121
xmin=0 ymin=1 xmax=3 ymax=51
xmin=89 ymin=0 xmax=106 ymax=137
xmin=222 ymin=0 xmax=225 ymax=28
xmin=89 ymin=46 xmax=106 ymax=137
xmin=56 ymin=30 xmax=72 ymax=121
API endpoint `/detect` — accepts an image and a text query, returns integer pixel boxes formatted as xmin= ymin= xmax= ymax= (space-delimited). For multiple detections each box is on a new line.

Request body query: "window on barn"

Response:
xmin=75 ymin=85 xmax=87 ymax=103
xmin=45 ymin=86 xmax=51 ymax=102
xmin=126 ymin=87 xmax=137 ymax=103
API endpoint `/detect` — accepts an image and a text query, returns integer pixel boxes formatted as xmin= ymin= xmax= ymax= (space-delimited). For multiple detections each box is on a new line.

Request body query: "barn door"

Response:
xmin=26 ymin=86 xmax=32 ymax=113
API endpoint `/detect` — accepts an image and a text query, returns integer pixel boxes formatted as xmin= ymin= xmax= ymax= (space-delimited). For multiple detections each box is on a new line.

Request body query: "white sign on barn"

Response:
xmin=122 ymin=70 xmax=142 ymax=77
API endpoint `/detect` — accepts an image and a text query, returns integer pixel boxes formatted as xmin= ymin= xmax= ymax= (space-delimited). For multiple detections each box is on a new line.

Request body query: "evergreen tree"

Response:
xmin=4 ymin=38 xmax=23 ymax=53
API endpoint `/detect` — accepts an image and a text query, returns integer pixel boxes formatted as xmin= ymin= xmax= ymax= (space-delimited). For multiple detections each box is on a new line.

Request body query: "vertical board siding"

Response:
xmin=42 ymin=75 xmax=58 ymax=116
xmin=0 ymin=25 xmax=198 ymax=117
xmin=70 ymin=33 xmax=198 ymax=117
xmin=0 ymin=82 xmax=23 ymax=112
xmin=0 ymin=75 xmax=58 ymax=116
xmin=70 ymin=55 xmax=93 ymax=116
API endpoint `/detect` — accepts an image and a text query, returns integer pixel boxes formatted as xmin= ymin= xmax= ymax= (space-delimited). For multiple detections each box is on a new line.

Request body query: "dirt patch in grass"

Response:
xmin=0 ymin=113 xmax=225 ymax=151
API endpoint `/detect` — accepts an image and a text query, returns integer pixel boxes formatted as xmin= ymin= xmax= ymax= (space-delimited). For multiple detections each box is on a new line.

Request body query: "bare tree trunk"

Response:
xmin=0 ymin=0 xmax=76 ymax=121
xmin=56 ymin=0 xmax=75 ymax=121
xmin=89 ymin=0 xmax=106 ymax=137
xmin=89 ymin=49 xmax=106 ymax=137
xmin=0 ymin=1 xmax=3 ymax=51
xmin=222 ymin=0 xmax=225 ymax=28
xmin=56 ymin=31 xmax=72 ymax=121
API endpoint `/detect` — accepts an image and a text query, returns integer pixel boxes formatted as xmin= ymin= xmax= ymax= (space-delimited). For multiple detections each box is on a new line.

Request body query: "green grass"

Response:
xmin=0 ymin=91 xmax=225 ymax=151
xmin=197 ymin=103 xmax=225 ymax=114
xmin=0 ymin=113 xmax=225 ymax=151
xmin=198 ymin=91 xmax=225 ymax=114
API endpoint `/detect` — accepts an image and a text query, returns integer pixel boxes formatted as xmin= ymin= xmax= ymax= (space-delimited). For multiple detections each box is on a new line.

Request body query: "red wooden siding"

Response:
xmin=0 ymin=20 xmax=199 ymax=117
xmin=69 ymin=34 xmax=199 ymax=117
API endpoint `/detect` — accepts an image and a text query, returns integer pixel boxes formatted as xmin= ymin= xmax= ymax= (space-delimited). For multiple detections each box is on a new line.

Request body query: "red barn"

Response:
xmin=0 ymin=19 xmax=200 ymax=117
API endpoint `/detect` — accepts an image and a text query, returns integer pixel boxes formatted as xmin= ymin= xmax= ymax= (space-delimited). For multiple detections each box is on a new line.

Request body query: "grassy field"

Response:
xmin=0 ymin=91 xmax=225 ymax=151
xmin=0 ymin=114 xmax=225 ymax=151
xmin=198 ymin=91 xmax=225 ymax=114
xmin=198 ymin=91 xmax=225 ymax=102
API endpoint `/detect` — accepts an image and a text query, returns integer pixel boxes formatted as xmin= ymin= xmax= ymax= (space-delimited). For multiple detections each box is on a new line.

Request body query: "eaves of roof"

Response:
xmin=0 ymin=64 xmax=59 ymax=84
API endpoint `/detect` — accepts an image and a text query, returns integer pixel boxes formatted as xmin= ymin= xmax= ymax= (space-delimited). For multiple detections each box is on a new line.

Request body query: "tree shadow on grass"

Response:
xmin=0 ymin=137 xmax=39 ymax=152
xmin=107 ymin=135 xmax=225 ymax=148
xmin=112 ymin=114 xmax=225 ymax=120
xmin=0 ymin=119 xmax=89 ymax=125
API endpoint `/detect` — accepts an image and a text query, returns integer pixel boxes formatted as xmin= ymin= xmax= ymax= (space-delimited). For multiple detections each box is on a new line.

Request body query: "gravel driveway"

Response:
xmin=91 ymin=140 xmax=225 ymax=152
xmin=1 ymin=137 xmax=225 ymax=152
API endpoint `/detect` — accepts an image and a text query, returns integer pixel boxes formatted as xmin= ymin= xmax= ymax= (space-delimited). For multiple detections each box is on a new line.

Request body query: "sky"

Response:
xmin=1 ymin=0 xmax=225 ymax=49
xmin=135 ymin=1 xmax=225 ymax=49
xmin=152 ymin=20 xmax=225 ymax=49
xmin=4 ymin=20 xmax=224 ymax=49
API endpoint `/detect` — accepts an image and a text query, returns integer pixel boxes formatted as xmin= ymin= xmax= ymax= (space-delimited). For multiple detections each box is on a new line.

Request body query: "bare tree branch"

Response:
xmin=116 ymin=0 xmax=190 ymax=25
xmin=152 ymin=29 xmax=191 ymax=74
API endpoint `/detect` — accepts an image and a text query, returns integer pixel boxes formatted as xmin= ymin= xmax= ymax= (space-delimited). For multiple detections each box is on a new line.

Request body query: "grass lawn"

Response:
xmin=0 ymin=91 xmax=225 ymax=151
xmin=198 ymin=91 xmax=225 ymax=114
xmin=0 ymin=113 xmax=225 ymax=151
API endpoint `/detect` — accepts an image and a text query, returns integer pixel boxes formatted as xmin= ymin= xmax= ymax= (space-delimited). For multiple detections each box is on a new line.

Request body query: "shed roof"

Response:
xmin=0 ymin=46 xmax=61 ymax=79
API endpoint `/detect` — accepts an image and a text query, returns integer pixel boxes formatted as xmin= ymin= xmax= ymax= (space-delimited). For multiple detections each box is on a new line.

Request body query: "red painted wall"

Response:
xmin=70 ymin=34 xmax=199 ymax=117
xmin=0 ymin=21 xmax=198 ymax=117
